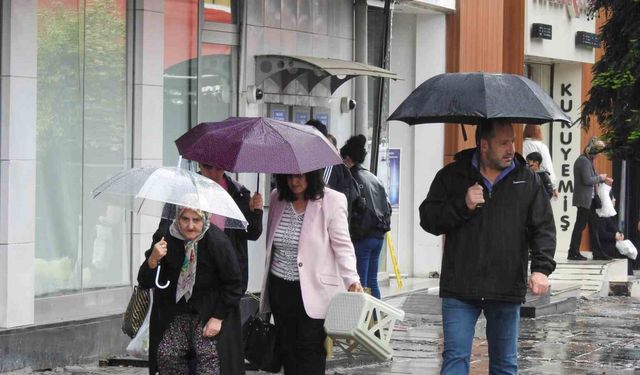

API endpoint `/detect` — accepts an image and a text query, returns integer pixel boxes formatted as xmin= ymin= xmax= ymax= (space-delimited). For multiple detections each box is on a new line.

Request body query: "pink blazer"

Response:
xmin=259 ymin=188 xmax=360 ymax=319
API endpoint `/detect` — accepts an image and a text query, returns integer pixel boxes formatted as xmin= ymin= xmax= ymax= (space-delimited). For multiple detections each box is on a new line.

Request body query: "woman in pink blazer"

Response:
xmin=259 ymin=169 xmax=363 ymax=375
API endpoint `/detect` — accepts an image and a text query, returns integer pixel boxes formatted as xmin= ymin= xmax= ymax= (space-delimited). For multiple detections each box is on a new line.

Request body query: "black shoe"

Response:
xmin=592 ymin=253 xmax=613 ymax=261
xmin=567 ymin=252 xmax=587 ymax=261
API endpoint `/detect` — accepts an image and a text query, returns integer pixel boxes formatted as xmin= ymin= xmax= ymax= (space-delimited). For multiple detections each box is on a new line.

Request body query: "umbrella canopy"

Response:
xmin=175 ymin=117 xmax=343 ymax=174
xmin=388 ymin=72 xmax=570 ymax=125
xmin=91 ymin=166 xmax=248 ymax=230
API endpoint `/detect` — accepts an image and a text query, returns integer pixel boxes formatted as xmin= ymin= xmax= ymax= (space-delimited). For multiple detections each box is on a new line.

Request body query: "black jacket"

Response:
xmin=419 ymin=148 xmax=556 ymax=302
xmin=222 ymin=174 xmax=263 ymax=294
xmin=326 ymin=163 xmax=361 ymax=223
xmin=138 ymin=223 xmax=244 ymax=375
xmin=537 ymin=171 xmax=554 ymax=199
xmin=350 ymin=164 xmax=392 ymax=240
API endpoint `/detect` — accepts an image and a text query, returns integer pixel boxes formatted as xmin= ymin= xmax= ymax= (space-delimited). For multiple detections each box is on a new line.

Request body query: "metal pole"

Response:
xmin=619 ymin=160 xmax=627 ymax=233
xmin=370 ymin=0 xmax=392 ymax=174
xmin=354 ymin=0 xmax=368 ymax=136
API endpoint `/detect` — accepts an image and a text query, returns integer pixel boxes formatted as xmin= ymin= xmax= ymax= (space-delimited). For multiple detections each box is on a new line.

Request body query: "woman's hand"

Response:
xmin=202 ymin=317 xmax=222 ymax=337
xmin=348 ymin=282 xmax=364 ymax=293
xmin=148 ymin=237 xmax=167 ymax=269
xmin=616 ymin=232 xmax=625 ymax=241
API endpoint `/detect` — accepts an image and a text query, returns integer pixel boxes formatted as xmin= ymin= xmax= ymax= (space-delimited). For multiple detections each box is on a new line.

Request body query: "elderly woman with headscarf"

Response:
xmin=137 ymin=206 xmax=244 ymax=375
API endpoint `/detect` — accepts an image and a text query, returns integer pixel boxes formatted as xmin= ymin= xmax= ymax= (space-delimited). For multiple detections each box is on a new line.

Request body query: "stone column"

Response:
xmin=0 ymin=0 xmax=37 ymax=328
xmin=130 ymin=0 xmax=165 ymax=276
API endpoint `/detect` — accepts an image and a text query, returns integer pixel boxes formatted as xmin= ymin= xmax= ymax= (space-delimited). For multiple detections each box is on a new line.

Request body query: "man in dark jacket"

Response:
xmin=199 ymin=164 xmax=263 ymax=294
xmin=419 ymin=121 xmax=556 ymax=375
xmin=306 ymin=119 xmax=361 ymax=222
xmin=526 ymin=151 xmax=554 ymax=199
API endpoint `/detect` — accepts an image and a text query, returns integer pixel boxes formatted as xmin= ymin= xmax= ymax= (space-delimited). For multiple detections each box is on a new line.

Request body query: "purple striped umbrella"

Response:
xmin=175 ymin=117 xmax=343 ymax=174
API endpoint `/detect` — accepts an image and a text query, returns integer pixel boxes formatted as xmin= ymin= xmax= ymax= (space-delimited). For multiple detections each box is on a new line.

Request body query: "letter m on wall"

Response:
xmin=558 ymin=180 xmax=574 ymax=193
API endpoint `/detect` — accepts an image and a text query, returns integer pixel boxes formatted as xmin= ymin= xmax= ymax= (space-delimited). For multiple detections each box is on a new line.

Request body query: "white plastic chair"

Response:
xmin=324 ymin=292 xmax=405 ymax=361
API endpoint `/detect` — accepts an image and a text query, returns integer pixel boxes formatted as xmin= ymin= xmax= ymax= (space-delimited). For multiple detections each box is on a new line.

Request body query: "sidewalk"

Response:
xmin=11 ymin=277 xmax=640 ymax=374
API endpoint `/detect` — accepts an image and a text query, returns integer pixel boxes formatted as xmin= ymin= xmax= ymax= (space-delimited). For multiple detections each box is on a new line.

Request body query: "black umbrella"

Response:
xmin=388 ymin=72 xmax=570 ymax=127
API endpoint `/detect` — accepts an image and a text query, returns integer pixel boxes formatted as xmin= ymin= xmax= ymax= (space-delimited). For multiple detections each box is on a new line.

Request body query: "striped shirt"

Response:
xmin=270 ymin=202 xmax=305 ymax=281
xmin=323 ymin=165 xmax=333 ymax=184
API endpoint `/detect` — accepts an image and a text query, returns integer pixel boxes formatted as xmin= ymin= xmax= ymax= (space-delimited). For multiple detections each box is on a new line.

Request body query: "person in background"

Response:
xmin=567 ymin=137 xmax=613 ymax=261
xmin=198 ymin=164 xmax=263 ymax=294
xmin=138 ymin=206 xmax=243 ymax=375
xmin=259 ymin=169 xmax=363 ymax=375
xmin=523 ymin=124 xmax=558 ymax=198
xmin=305 ymin=119 xmax=361 ymax=223
xmin=526 ymin=152 xmax=554 ymax=199
xmin=340 ymin=135 xmax=392 ymax=300
xmin=597 ymin=195 xmax=634 ymax=274
xmin=419 ymin=120 xmax=556 ymax=375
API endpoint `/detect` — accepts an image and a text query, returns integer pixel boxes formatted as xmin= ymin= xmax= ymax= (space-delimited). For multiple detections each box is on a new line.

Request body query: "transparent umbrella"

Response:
xmin=91 ymin=166 xmax=248 ymax=229
xmin=91 ymin=165 xmax=248 ymax=289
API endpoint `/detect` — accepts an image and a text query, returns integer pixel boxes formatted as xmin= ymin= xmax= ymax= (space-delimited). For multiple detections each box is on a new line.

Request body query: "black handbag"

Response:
xmin=122 ymin=286 xmax=150 ymax=338
xmin=244 ymin=313 xmax=281 ymax=373
xmin=593 ymin=193 xmax=603 ymax=209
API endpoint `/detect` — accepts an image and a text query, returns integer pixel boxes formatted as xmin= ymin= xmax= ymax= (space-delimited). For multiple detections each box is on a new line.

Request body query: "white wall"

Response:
xmin=0 ymin=0 xmax=37 ymax=328
xmin=388 ymin=11 xmax=446 ymax=278
xmin=525 ymin=0 xmax=595 ymax=64
xmin=241 ymin=0 xmax=355 ymax=293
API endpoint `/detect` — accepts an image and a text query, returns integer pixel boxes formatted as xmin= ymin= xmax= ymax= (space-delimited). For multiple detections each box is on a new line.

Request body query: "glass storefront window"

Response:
xmin=163 ymin=0 xmax=237 ymax=166
xmin=35 ymin=0 xmax=129 ymax=296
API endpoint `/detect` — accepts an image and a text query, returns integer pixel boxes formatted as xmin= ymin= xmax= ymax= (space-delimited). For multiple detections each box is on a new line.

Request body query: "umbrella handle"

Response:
xmin=155 ymin=265 xmax=170 ymax=289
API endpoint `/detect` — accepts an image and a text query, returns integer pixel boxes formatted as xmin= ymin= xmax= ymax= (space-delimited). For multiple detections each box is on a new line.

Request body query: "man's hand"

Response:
xmin=465 ymin=182 xmax=485 ymax=210
xmin=202 ymin=317 xmax=222 ymax=337
xmin=604 ymin=177 xmax=613 ymax=186
xmin=348 ymin=282 xmax=364 ymax=293
xmin=615 ymin=232 xmax=625 ymax=241
xmin=528 ymin=272 xmax=550 ymax=296
xmin=249 ymin=192 xmax=263 ymax=211
xmin=552 ymin=189 xmax=559 ymax=199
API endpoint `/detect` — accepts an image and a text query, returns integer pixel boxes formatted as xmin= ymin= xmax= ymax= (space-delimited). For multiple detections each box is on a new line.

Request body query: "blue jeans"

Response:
xmin=441 ymin=298 xmax=520 ymax=375
xmin=353 ymin=237 xmax=384 ymax=299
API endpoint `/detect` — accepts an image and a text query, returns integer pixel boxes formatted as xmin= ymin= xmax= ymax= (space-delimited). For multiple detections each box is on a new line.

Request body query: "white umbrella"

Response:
xmin=92 ymin=165 xmax=248 ymax=289
xmin=92 ymin=166 xmax=248 ymax=230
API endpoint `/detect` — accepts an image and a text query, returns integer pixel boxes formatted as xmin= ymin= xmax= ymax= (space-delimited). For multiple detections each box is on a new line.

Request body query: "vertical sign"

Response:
xmin=388 ymin=148 xmax=400 ymax=208
xmin=551 ymin=64 xmax=582 ymax=258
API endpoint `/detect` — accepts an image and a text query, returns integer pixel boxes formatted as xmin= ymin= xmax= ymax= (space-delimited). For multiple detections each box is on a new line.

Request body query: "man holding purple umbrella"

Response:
xmin=198 ymin=164 xmax=263 ymax=294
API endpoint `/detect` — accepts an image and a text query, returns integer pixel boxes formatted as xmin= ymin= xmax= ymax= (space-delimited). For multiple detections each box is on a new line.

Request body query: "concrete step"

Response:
xmin=549 ymin=256 xmax=628 ymax=297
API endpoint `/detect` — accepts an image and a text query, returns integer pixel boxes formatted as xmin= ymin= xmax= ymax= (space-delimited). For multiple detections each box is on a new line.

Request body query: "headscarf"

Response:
xmin=170 ymin=206 xmax=210 ymax=303
xmin=585 ymin=137 xmax=605 ymax=157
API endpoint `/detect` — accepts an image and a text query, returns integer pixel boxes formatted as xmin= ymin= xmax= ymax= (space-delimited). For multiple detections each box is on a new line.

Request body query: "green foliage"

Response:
xmin=582 ymin=0 xmax=640 ymax=161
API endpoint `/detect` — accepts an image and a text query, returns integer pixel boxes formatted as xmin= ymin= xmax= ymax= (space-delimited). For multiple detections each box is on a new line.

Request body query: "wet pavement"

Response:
xmin=8 ymin=291 xmax=640 ymax=374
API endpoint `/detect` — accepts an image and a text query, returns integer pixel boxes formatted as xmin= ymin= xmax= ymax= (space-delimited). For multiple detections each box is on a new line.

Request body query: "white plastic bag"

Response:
xmin=126 ymin=293 xmax=152 ymax=359
xmin=616 ymin=239 xmax=638 ymax=260
xmin=595 ymin=183 xmax=616 ymax=218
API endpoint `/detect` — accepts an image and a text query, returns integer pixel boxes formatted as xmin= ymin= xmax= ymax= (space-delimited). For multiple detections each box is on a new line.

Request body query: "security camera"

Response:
xmin=247 ymin=85 xmax=264 ymax=103
xmin=340 ymin=97 xmax=356 ymax=113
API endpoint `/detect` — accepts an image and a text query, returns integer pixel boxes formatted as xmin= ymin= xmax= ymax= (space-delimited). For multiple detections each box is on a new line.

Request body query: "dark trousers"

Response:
xmin=569 ymin=204 xmax=604 ymax=256
xmin=268 ymin=274 xmax=326 ymax=375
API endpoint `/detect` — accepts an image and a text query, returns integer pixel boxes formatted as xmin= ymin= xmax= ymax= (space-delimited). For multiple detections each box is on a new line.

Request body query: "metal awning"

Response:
xmin=255 ymin=55 xmax=399 ymax=94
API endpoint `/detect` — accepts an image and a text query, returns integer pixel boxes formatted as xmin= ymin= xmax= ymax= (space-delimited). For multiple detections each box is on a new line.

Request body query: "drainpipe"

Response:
xmin=354 ymin=0 xmax=368 ymax=136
